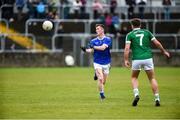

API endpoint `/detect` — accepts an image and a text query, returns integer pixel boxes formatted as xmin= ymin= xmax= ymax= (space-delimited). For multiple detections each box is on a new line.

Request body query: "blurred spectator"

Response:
xmin=1 ymin=0 xmax=15 ymax=21
xmin=162 ymin=0 xmax=171 ymax=20
xmin=16 ymin=0 xmax=25 ymax=21
xmin=59 ymin=0 xmax=70 ymax=19
xmin=111 ymin=13 xmax=120 ymax=37
xmin=57 ymin=22 xmax=64 ymax=33
xmin=37 ymin=1 xmax=46 ymax=18
xmin=46 ymin=11 xmax=58 ymax=19
xmin=56 ymin=23 xmax=64 ymax=49
xmin=98 ymin=12 xmax=105 ymax=24
xmin=92 ymin=0 xmax=103 ymax=19
xmin=0 ymin=0 xmax=2 ymax=7
xmin=80 ymin=0 xmax=86 ymax=13
xmin=110 ymin=0 xmax=117 ymax=14
xmin=27 ymin=0 xmax=39 ymax=18
xmin=120 ymin=26 xmax=129 ymax=35
xmin=72 ymin=0 xmax=82 ymax=18
xmin=125 ymin=0 xmax=136 ymax=19
xmin=136 ymin=0 xmax=147 ymax=19
xmin=105 ymin=12 xmax=112 ymax=33
xmin=48 ymin=0 xmax=58 ymax=11
xmin=46 ymin=11 xmax=54 ymax=19
xmin=47 ymin=0 xmax=59 ymax=19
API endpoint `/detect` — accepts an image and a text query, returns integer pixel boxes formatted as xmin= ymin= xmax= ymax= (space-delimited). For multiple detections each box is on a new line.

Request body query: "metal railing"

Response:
xmin=24 ymin=19 xmax=180 ymax=36
xmin=0 ymin=18 xmax=9 ymax=32
xmin=111 ymin=34 xmax=180 ymax=53
xmin=0 ymin=32 xmax=180 ymax=53
xmin=0 ymin=33 xmax=36 ymax=53
xmin=1 ymin=18 xmax=180 ymax=53
xmin=25 ymin=19 xmax=100 ymax=35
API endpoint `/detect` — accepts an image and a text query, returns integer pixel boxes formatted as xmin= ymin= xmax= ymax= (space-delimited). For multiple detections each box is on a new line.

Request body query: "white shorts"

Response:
xmin=93 ymin=63 xmax=111 ymax=74
xmin=132 ymin=58 xmax=154 ymax=70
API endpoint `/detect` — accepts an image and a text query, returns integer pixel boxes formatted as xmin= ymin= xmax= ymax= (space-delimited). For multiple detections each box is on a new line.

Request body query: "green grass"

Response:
xmin=0 ymin=67 xmax=180 ymax=119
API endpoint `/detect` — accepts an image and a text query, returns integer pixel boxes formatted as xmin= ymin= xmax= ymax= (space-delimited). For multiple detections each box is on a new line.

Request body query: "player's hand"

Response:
xmin=163 ymin=51 xmax=170 ymax=58
xmin=80 ymin=46 xmax=86 ymax=52
xmin=124 ymin=60 xmax=131 ymax=68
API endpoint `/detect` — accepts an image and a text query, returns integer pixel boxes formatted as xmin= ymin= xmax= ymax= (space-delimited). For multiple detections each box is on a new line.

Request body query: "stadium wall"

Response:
xmin=0 ymin=52 xmax=179 ymax=67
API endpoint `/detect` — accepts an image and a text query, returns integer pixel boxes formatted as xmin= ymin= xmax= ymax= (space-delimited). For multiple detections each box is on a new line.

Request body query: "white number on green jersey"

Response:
xmin=136 ymin=34 xmax=144 ymax=46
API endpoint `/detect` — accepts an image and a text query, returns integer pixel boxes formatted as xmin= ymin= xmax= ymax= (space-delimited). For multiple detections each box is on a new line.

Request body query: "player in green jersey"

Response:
xmin=124 ymin=18 xmax=170 ymax=107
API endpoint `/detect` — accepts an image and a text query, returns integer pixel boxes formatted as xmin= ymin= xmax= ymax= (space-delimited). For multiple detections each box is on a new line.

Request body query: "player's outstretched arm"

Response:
xmin=152 ymin=39 xmax=170 ymax=58
xmin=80 ymin=46 xmax=86 ymax=52
xmin=80 ymin=46 xmax=93 ymax=53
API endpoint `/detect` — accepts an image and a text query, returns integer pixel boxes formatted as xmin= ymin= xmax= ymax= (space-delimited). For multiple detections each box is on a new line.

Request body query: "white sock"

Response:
xmin=155 ymin=93 xmax=160 ymax=101
xmin=133 ymin=88 xmax=139 ymax=97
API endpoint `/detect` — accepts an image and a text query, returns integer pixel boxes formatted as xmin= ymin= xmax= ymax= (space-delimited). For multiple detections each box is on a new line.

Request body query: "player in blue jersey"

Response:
xmin=81 ymin=24 xmax=112 ymax=100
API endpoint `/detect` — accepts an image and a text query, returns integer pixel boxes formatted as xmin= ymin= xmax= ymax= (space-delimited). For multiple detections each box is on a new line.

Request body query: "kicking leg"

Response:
xmin=94 ymin=72 xmax=98 ymax=80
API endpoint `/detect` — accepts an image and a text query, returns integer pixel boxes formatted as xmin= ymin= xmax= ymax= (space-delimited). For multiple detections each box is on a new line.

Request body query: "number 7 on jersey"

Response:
xmin=136 ymin=34 xmax=144 ymax=46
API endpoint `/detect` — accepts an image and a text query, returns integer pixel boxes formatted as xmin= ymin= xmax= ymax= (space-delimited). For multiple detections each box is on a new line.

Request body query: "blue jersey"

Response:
xmin=89 ymin=36 xmax=112 ymax=65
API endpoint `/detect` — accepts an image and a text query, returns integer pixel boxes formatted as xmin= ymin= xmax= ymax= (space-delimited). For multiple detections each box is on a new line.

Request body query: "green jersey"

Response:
xmin=125 ymin=28 xmax=156 ymax=60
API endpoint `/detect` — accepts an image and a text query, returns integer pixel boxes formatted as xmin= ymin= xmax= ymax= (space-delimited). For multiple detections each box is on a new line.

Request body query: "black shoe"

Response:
xmin=155 ymin=100 xmax=160 ymax=107
xmin=94 ymin=73 xmax=98 ymax=80
xmin=100 ymin=93 xmax=105 ymax=100
xmin=100 ymin=95 xmax=106 ymax=100
xmin=132 ymin=95 xmax=140 ymax=106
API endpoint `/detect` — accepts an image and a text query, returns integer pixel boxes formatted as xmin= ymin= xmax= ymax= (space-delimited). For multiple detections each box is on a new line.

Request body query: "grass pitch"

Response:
xmin=0 ymin=67 xmax=180 ymax=119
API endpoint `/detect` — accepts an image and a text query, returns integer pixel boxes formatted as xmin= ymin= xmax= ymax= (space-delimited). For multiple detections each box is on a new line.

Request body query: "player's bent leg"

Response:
xmin=103 ymin=73 xmax=108 ymax=85
xmin=145 ymin=70 xmax=160 ymax=106
xmin=94 ymin=73 xmax=98 ymax=80
xmin=93 ymin=63 xmax=100 ymax=80
xmin=131 ymin=70 xmax=140 ymax=106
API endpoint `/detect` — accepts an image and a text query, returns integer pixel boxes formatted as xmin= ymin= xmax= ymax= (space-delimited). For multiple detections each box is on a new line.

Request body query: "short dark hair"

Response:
xmin=95 ymin=24 xmax=105 ymax=29
xmin=130 ymin=18 xmax=141 ymax=27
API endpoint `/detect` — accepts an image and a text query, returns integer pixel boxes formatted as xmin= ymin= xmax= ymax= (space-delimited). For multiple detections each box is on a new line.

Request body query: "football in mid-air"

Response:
xmin=42 ymin=20 xmax=53 ymax=31
xmin=65 ymin=55 xmax=75 ymax=66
